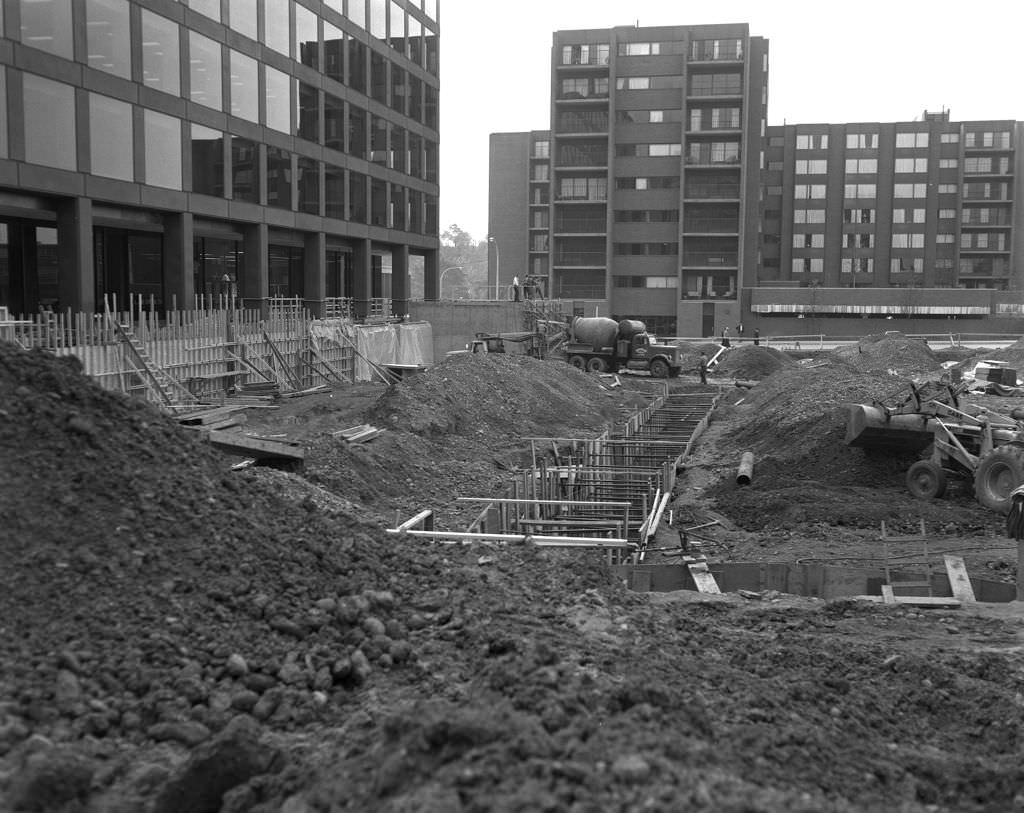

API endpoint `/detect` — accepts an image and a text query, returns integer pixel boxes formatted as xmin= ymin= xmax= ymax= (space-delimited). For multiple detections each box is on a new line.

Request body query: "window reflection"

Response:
xmin=90 ymin=94 xmax=133 ymax=181
xmin=388 ymin=1 xmax=404 ymax=52
xmin=264 ymin=0 xmax=290 ymax=56
xmin=266 ymin=146 xmax=292 ymax=210
xmin=348 ymin=0 xmax=366 ymax=29
xmin=348 ymin=104 xmax=366 ymax=158
xmin=144 ymin=110 xmax=182 ymax=190
xmin=295 ymin=4 xmax=318 ymax=69
xmin=0 ymin=70 xmax=7 ymax=158
xmin=86 ymin=0 xmax=131 ymax=79
xmin=324 ymin=21 xmax=345 ymax=84
xmin=228 ymin=0 xmax=258 ymax=40
xmin=141 ymin=11 xmax=180 ymax=96
xmin=298 ymin=84 xmax=319 ymax=143
xmin=349 ymin=171 xmax=367 ymax=223
xmin=297 ymin=157 xmax=320 ymax=215
xmin=408 ymin=15 xmax=422 ymax=65
xmin=325 ymin=165 xmax=345 ymax=219
xmin=189 ymin=32 xmax=223 ymax=110
xmin=188 ymin=0 xmax=220 ymax=21
xmin=23 ymin=75 xmax=76 ymax=171
xmin=191 ymin=124 xmax=224 ymax=196
xmin=19 ymin=0 xmax=73 ymax=59
xmin=265 ymin=67 xmax=292 ymax=133
xmin=231 ymin=136 xmax=260 ymax=203
xmin=325 ymin=94 xmax=344 ymax=151
xmin=348 ymin=39 xmax=367 ymax=93
xmin=230 ymin=51 xmax=259 ymax=122
xmin=369 ymin=0 xmax=386 ymax=40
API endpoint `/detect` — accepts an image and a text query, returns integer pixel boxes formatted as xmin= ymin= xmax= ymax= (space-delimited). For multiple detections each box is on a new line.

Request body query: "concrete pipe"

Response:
xmin=736 ymin=452 xmax=754 ymax=485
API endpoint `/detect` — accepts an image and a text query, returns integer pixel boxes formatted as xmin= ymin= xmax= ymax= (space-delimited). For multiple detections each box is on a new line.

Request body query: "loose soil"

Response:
xmin=3 ymin=335 xmax=1024 ymax=813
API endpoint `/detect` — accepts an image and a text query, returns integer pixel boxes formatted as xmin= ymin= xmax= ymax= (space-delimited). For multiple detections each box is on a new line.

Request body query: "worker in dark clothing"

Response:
xmin=721 ymin=327 xmax=731 ymax=348
xmin=698 ymin=352 xmax=708 ymax=385
xmin=753 ymin=327 xmax=760 ymax=346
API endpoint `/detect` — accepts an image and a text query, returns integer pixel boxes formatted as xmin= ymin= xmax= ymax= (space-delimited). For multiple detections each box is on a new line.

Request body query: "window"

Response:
xmin=349 ymin=170 xmax=367 ymax=223
xmin=144 ymin=110 xmax=181 ymax=189
xmin=188 ymin=0 xmax=220 ymax=20
xmin=938 ymin=184 xmax=957 ymax=194
xmin=891 ymin=233 xmax=925 ymax=248
xmin=324 ymin=165 xmax=344 ymax=219
xmin=323 ymin=21 xmax=344 ymax=83
xmin=265 ymin=0 xmax=290 ymax=56
xmin=230 ymin=51 xmax=259 ymax=122
xmin=295 ymin=3 xmax=318 ymax=69
xmin=141 ymin=11 xmax=180 ymax=95
xmin=347 ymin=0 xmax=365 ymax=27
xmin=613 ymin=243 xmax=678 ymax=256
xmin=0 ymin=70 xmax=6 ymax=158
xmin=19 ymin=0 xmax=73 ymax=59
xmin=265 ymin=67 xmax=291 ymax=132
xmin=936 ymin=234 xmax=955 ymax=244
xmin=964 ymin=157 xmax=993 ymax=174
xmin=348 ymin=104 xmax=366 ymax=158
xmin=845 ymin=158 xmax=877 ymax=174
xmin=796 ymin=134 xmax=828 ymax=150
xmin=190 ymin=32 xmax=223 ymax=110
xmin=846 ymin=133 xmax=878 ymax=149
xmin=792 ymin=258 xmax=824 ymax=274
xmin=266 ymin=146 xmax=292 ymax=209
xmin=190 ymin=124 xmax=223 ymax=196
xmin=229 ymin=0 xmax=258 ymax=40
xmin=843 ymin=233 xmax=874 ymax=249
xmin=940 ymin=132 xmax=960 ymax=144
xmin=793 ymin=209 xmax=826 ymax=224
xmin=939 ymin=159 xmax=958 ymax=169
xmin=796 ymin=159 xmax=828 ymax=174
xmin=348 ymin=38 xmax=367 ymax=93
xmin=843 ymin=184 xmax=876 ymax=198
xmin=231 ymin=136 xmax=259 ymax=203
xmin=792 ymin=233 xmax=824 ymax=248
xmin=896 ymin=132 xmax=928 ymax=148
xmin=533 ymin=140 xmax=550 ymax=158
xmin=324 ymin=93 xmax=344 ymax=151
xmin=843 ymin=208 xmax=875 ymax=224
xmin=86 ymin=0 xmax=131 ymax=79
xmin=297 ymin=84 xmax=319 ymax=143
xmin=939 ymin=208 xmax=956 ymax=219
xmin=841 ymin=258 xmax=874 ymax=274
xmin=893 ymin=183 xmax=927 ymax=198
xmin=616 ymin=77 xmax=650 ymax=90
xmin=894 ymin=158 xmax=928 ymax=173
xmin=794 ymin=184 xmax=826 ymax=199
xmin=892 ymin=208 xmax=925 ymax=223
xmin=890 ymin=257 xmax=924 ymax=274
xmin=563 ymin=43 xmax=610 ymax=64
xmin=618 ymin=143 xmax=681 ymax=157
xmin=23 ymin=75 xmax=76 ymax=171
xmin=90 ymin=94 xmax=133 ymax=181
xmin=297 ymin=157 xmax=319 ymax=214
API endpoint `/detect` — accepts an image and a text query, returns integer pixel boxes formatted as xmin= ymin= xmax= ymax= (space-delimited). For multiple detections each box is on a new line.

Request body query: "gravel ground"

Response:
xmin=3 ymin=337 xmax=1024 ymax=812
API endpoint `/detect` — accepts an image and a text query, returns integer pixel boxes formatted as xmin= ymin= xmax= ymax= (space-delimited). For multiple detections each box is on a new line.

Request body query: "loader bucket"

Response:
xmin=845 ymin=404 xmax=935 ymax=453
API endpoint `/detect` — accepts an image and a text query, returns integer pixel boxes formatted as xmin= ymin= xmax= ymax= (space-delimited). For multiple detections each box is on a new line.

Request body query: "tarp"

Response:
xmin=310 ymin=320 xmax=433 ymax=382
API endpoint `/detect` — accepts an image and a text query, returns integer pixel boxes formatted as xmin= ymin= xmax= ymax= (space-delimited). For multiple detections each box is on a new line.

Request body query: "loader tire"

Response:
xmin=569 ymin=355 xmax=586 ymax=370
xmin=906 ymin=460 xmax=947 ymax=500
xmin=974 ymin=444 xmax=1024 ymax=514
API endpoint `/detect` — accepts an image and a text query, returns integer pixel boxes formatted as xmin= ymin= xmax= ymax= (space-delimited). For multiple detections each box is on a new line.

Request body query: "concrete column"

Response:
xmin=391 ymin=244 xmax=409 ymax=318
xmin=56 ymin=197 xmax=95 ymax=313
xmin=163 ymin=211 xmax=194 ymax=311
xmin=423 ymin=248 xmax=439 ymax=301
xmin=352 ymin=237 xmax=372 ymax=319
xmin=242 ymin=223 xmax=269 ymax=317
xmin=303 ymin=231 xmax=326 ymax=317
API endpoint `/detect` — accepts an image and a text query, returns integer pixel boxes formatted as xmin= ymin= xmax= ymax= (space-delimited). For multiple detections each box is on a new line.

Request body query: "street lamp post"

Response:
xmin=488 ymin=237 xmax=500 ymax=300
xmin=439 ymin=265 xmax=463 ymax=299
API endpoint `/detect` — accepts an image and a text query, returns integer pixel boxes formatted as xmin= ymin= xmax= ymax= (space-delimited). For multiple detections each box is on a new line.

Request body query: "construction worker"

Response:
xmin=721 ymin=327 xmax=731 ymax=348
xmin=698 ymin=353 xmax=708 ymax=385
xmin=1007 ymin=484 xmax=1024 ymax=540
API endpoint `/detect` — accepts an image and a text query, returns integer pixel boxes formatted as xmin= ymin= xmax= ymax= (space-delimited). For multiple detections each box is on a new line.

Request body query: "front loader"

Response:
xmin=846 ymin=380 xmax=1024 ymax=514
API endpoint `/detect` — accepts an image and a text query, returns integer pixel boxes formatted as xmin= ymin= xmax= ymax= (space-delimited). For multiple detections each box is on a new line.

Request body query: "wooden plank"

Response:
xmin=207 ymin=429 xmax=304 ymax=461
xmin=944 ymin=556 xmax=977 ymax=603
xmin=886 ymin=595 xmax=961 ymax=609
xmin=688 ymin=561 xmax=721 ymax=594
xmin=881 ymin=584 xmax=896 ymax=604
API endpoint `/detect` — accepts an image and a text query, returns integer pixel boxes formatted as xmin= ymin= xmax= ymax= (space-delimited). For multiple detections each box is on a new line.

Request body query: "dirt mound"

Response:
xmin=368 ymin=353 xmax=637 ymax=439
xmin=713 ymin=344 xmax=798 ymax=380
xmin=828 ymin=332 xmax=943 ymax=377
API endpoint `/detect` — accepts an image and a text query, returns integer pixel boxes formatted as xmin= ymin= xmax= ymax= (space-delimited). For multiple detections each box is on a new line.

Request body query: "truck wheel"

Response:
xmin=906 ymin=460 xmax=947 ymax=500
xmin=586 ymin=357 xmax=608 ymax=373
xmin=649 ymin=359 xmax=669 ymax=378
xmin=974 ymin=445 xmax=1024 ymax=513
xmin=569 ymin=355 xmax=586 ymax=370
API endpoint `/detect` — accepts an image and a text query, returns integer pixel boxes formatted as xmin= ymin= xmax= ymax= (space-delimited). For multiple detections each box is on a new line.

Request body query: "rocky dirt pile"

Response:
xmin=829 ymin=332 xmax=944 ymax=378
xmin=4 ymin=340 xmax=1024 ymax=812
xmin=712 ymin=344 xmax=798 ymax=380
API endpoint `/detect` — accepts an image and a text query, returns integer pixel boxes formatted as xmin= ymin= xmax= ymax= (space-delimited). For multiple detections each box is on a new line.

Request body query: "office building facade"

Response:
xmin=489 ymin=23 xmax=768 ymax=336
xmin=0 ymin=0 xmax=440 ymax=318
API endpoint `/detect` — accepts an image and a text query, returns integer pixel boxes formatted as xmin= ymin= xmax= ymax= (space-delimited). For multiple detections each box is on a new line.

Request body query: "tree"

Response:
xmin=440 ymin=224 xmax=489 ymax=299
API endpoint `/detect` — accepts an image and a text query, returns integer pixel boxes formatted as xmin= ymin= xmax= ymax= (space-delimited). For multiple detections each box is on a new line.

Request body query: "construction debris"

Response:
xmin=332 ymin=423 xmax=384 ymax=443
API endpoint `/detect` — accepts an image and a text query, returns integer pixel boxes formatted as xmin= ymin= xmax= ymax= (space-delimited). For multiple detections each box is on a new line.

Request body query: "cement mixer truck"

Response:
xmin=564 ymin=317 xmax=682 ymax=378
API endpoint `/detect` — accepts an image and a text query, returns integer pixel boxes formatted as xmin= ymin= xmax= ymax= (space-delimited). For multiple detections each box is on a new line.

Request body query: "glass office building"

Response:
xmin=0 ymin=0 xmax=440 ymax=317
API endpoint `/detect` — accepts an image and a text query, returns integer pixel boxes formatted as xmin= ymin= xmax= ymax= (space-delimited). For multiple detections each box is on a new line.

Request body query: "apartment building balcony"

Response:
xmin=683 ymin=183 xmax=741 ymax=200
xmin=682 ymin=218 xmax=740 ymax=235
xmin=552 ymin=251 xmax=607 ymax=267
xmin=553 ymin=219 xmax=607 ymax=235
xmin=682 ymin=253 xmax=738 ymax=268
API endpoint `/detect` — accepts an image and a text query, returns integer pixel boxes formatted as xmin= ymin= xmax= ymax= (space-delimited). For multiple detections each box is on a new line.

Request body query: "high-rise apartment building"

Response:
xmin=489 ymin=23 xmax=768 ymax=336
xmin=491 ymin=24 xmax=1024 ymax=338
xmin=0 ymin=0 xmax=440 ymax=318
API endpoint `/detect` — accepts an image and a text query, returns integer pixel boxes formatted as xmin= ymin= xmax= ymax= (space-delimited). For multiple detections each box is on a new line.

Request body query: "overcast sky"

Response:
xmin=437 ymin=0 xmax=1023 ymax=241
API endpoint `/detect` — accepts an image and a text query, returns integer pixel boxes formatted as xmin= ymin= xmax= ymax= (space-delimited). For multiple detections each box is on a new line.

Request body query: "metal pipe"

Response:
xmin=385 ymin=528 xmax=631 ymax=547
xmin=737 ymin=452 xmax=755 ymax=485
